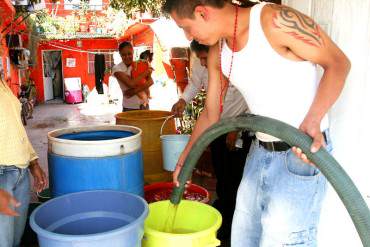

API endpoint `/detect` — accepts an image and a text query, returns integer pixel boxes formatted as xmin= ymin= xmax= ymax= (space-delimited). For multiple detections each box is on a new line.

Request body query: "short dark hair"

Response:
xmin=162 ymin=0 xmax=225 ymax=18
xmin=190 ymin=40 xmax=209 ymax=53
xmin=140 ymin=50 xmax=153 ymax=62
xmin=118 ymin=41 xmax=132 ymax=51
xmin=162 ymin=1 xmax=259 ymax=18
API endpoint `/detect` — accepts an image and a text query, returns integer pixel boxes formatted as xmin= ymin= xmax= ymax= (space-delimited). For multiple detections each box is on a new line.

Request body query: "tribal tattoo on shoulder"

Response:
xmin=270 ymin=5 xmax=324 ymax=48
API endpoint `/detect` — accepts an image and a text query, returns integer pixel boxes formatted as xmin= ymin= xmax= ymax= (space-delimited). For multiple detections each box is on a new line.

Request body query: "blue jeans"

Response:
xmin=0 ymin=166 xmax=30 ymax=247
xmin=231 ymin=130 xmax=332 ymax=247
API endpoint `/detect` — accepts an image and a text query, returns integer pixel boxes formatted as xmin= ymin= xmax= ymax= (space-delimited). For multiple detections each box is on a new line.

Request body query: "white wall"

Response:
xmin=282 ymin=1 xmax=370 ymax=246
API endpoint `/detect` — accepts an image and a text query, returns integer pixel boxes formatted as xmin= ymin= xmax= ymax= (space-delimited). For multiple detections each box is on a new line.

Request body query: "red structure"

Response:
xmin=30 ymin=38 xmax=120 ymax=103
xmin=30 ymin=18 xmax=157 ymax=103
xmin=43 ymin=0 xmax=110 ymax=17
xmin=0 ymin=0 xmax=21 ymax=96
xmin=1 ymin=0 xmax=189 ymax=102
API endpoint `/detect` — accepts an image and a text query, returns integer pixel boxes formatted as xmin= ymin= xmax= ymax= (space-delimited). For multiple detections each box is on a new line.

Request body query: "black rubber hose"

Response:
xmin=170 ymin=114 xmax=370 ymax=246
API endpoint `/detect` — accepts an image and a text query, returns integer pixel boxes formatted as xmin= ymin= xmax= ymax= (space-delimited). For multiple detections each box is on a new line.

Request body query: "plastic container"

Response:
xmin=144 ymin=182 xmax=210 ymax=204
xmin=48 ymin=125 xmax=144 ymax=197
xmin=160 ymin=116 xmax=190 ymax=171
xmin=115 ymin=110 xmax=176 ymax=183
xmin=64 ymin=77 xmax=82 ymax=104
xmin=160 ymin=134 xmax=189 ymax=171
xmin=30 ymin=190 xmax=148 ymax=247
xmin=142 ymin=200 xmax=221 ymax=247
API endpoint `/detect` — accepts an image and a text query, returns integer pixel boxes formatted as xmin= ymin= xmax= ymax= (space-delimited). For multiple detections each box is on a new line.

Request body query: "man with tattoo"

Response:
xmin=162 ymin=0 xmax=350 ymax=246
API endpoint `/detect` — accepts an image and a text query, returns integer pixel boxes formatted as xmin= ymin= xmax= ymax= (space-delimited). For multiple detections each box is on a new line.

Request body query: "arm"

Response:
xmin=171 ymin=68 xmax=203 ymax=117
xmin=124 ymin=76 xmax=154 ymax=98
xmin=267 ymin=5 xmax=350 ymax=158
xmin=29 ymin=159 xmax=47 ymax=193
xmin=173 ymin=44 xmax=227 ymax=185
xmin=181 ymin=65 xmax=204 ymax=103
xmin=27 ymin=139 xmax=47 ymax=192
xmin=113 ymin=69 xmax=151 ymax=89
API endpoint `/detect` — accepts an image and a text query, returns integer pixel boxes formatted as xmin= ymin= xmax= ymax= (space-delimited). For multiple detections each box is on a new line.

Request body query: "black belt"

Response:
xmin=257 ymin=131 xmax=328 ymax=152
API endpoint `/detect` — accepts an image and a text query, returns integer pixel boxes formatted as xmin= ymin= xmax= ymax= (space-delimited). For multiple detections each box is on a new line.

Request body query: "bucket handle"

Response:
xmin=160 ymin=114 xmax=175 ymax=136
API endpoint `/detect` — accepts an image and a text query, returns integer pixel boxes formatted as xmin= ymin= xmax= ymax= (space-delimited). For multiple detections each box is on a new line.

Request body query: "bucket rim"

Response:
xmin=160 ymin=134 xmax=191 ymax=140
xmin=115 ymin=110 xmax=173 ymax=121
xmin=30 ymin=190 xmax=149 ymax=241
xmin=144 ymin=182 xmax=210 ymax=204
xmin=144 ymin=200 xmax=222 ymax=237
xmin=47 ymin=125 xmax=142 ymax=145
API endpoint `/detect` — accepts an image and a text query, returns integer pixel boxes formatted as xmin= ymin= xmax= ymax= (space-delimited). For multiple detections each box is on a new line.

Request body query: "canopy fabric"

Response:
xmin=150 ymin=18 xmax=190 ymax=50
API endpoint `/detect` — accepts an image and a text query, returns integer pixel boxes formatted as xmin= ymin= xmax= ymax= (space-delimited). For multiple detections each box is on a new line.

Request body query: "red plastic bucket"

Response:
xmin=144 ymin=182 xmax=210 ymax=204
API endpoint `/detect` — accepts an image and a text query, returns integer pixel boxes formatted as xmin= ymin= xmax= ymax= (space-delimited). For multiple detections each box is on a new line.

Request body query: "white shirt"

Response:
xmin=112 ymin=62 xmax=144 ymax=109
xmin=182 ymin=58 xmax=249 ymax=119
xmin=181 ymin=59 xmax=208 ymax=103
xmin=221 ymin=2 xmax=329 ymax=141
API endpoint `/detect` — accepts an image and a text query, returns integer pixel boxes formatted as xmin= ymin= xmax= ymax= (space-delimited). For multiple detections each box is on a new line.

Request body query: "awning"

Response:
xmin=119 ymin=19 xmax=156 ymax=42
xmin=119 ymin=18 xmax=190 ymax=49
xmin=150 ymin=18 xmax=190 ymax=49
xmin=0 ymin=0 xmax=15 ymax=20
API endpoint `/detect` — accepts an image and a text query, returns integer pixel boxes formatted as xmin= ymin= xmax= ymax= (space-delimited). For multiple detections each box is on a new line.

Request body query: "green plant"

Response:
xmin=178 ymin=90 xmax=206 ymax=134
xmin=78 ymin=0 xmax=89 ymax=21
xmin=25 ymin=15 xmax=40 ymax=66
xmin=61 ymin=15 xmax=79 ymax=34
xmin=109 ymin=0 xmax=164 ymax=18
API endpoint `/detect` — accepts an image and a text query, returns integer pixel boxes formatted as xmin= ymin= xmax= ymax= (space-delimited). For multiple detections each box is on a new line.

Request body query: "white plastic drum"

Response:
xmin=48 ymin=125 xmax=142 ymax=158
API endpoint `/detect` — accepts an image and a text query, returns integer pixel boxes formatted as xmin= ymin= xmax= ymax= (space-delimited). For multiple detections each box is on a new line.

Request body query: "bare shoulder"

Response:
xmin=261 ymin=4 xmax=324 ymax=48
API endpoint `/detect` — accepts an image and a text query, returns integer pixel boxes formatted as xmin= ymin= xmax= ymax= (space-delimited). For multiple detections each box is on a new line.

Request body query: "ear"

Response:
xmin=194 ymin=5 xmax=210 ymax=21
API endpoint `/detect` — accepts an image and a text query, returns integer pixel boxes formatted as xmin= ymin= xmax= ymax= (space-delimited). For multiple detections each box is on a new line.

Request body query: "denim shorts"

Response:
xmin=0 ymin=165 xmax=30 ymax=247
xmin=231 ymin=130 xmax=332 ymax=247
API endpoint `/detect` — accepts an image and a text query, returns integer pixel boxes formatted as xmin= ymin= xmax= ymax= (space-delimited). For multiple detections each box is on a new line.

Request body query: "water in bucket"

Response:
xmin=162 ymin=203 xmax=179 ymax=233
xmin=31 ymin=191 xmax=148 ymax=247
xmin=143 ymin=200 xmax=222 ymax=247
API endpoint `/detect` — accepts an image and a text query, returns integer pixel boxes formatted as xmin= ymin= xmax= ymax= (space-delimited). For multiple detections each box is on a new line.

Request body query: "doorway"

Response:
xmin=42 ymin=50 xmax=63 ymax=101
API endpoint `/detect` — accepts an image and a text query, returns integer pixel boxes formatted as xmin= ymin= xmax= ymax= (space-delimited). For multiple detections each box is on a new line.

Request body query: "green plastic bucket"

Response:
xmin=143 ymin=200 xmax=221 ymax=247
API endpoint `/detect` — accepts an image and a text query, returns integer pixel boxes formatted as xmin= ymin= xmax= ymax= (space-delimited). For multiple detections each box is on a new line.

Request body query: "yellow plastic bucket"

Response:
xmin=115 ymin=110 xmax=176 ymax=183
xmin=143 ymin=200 xmax=222 ymax=247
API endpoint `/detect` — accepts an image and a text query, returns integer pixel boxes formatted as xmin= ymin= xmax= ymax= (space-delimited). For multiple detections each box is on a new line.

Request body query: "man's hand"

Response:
xmin=226 ymin=131 xmax=238 ymax=151
xmin=29 ymin=160 xmax=47 ymax=193
xmin=293 ymin=117 xmax=325 ymax=164
xmin=0 ymin=190 xmax=20 ymax=216
xmin=171 ymin=99 xmax=187 ymax=118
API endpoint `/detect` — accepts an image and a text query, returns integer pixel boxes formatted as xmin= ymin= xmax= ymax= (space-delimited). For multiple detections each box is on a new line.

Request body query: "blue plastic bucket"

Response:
xmin=48 ymin=125 xmax=144 ymax=197
xmin=160 ymin=134 xmax=190 ymax=171
xmin=30 ymin=190 xmax=148 ymax=247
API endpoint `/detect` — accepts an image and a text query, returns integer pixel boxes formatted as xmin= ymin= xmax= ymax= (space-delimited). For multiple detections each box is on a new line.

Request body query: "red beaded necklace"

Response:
xmin=219 ymin=5 xmax=239 ymax=113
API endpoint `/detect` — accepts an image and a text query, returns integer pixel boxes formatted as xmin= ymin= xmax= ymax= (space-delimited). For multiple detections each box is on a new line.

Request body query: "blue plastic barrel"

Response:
xmin=47 ymin=125 xmax=144 ymax=197
xmin=30 ymin=190 xmax=148 ymax=247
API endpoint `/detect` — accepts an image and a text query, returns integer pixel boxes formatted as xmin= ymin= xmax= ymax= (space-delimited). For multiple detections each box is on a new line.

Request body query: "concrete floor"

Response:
xmin=25 ymin=100 xmax=217 ymax=198
xmin=25 ymin=100 xmax=117 ymax=182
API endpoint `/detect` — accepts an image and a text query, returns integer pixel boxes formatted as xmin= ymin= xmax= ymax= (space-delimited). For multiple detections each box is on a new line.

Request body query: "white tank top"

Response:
xmin=221 ymin=2 xmax=329 ymax=141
